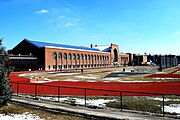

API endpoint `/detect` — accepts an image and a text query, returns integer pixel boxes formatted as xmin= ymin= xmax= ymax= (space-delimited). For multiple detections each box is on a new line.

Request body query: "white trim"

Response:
xmin=45 ymin=46 xmax=111 ymax=54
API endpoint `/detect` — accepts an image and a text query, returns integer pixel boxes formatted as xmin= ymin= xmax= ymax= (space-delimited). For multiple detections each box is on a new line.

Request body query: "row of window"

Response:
xmin=53 ymin=53 xmax=109 ymax=61
xmin=50 ymin=64 xmax=110 ymax=70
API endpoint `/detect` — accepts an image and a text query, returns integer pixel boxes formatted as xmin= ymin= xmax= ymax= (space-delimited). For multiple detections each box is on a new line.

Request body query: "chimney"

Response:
xmin=90 ymin=44 xmax=93 ymax=48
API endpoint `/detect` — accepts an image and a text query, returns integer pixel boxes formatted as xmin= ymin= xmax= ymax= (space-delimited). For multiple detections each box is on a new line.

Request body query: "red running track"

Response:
xmin=9 ymin=72 xmax=180 ymax=96
xmin=146 ymin=67 xmax=180 ymax=78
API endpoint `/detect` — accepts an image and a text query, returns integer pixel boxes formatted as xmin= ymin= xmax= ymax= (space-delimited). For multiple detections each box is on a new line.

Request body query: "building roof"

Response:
xmin=24 ymin=39 xmax=105 ymax=52
xmin=92 ymin=46 xmax=111 ymax=52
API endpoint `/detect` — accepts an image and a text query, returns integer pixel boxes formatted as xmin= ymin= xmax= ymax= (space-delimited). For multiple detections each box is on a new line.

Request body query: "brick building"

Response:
xmin=10 ymin=39 xmax=129 ymax=71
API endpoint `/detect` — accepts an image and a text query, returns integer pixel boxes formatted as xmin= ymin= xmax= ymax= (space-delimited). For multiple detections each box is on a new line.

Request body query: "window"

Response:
xmin=88 ymin=55 xmax=90 ymax=60
xmin=97 ymin=55 xmax=99 ymax=60
xmin=81 ymin=54 xmax=83 ymax=59
xmin=68 ymin=53 xmax=71 ymax=59
xmin=58 ymin=53 xmax=62 ymax=59
xmin=102 ymin=56 xmax=104 ymax=60
xmin=84 ymin=55 xmax=87 ymax=60
xmin=64 ymin=53 xmax=67 ymax=59
xmin=94 ymin=55 xmax=96 ymax=60
xmin=53 ymin=53 xmax=57 ymax=59
xmin=77 ymin=54 xmax=80 ymax=59
xmin=73 ymin=54 xmax=76 ymax=59
xmin=91 ymin=55 xmax=93 ymax=60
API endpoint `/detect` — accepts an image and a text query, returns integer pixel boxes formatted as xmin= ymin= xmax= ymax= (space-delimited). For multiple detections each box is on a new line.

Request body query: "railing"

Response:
xmin=10 ymin=82 xmax=180 ymax=117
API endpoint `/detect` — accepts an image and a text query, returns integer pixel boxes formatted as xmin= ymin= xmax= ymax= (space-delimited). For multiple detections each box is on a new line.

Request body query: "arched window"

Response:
xmin=81 ymin=54 xmax=83 ymax=59
xmin=53 ymin=53 xmax=57 ymax=59
xmin=107 ymin=56 xmax=109 ymax=60
xmin=77 ymin=54 xmax=80 ymax=59
xmin=97 ymin=55 xmax=99 ymax=60
xmin=91 ymin=55 xmax=93 ymax=60
xmin=68 ymin=53 xmax=71 ymax=59
xmin=88 ymin=55 xmax=90 ymax=60
xmin=58 ymin=53 xmax=62 ymax=59
xmin=94 ymin=55 xmax=96 ymax=60
xmin=73 ymin=54 xmax=76 ymax=59
xmin=113 ymin=49 xmax=118 ymax=62
xmin=64 ymin=53 xmax=67 ymax=59
xmin=84 ymin=54 xmax=87 ymax=60
xmin=100 ymin=55 xmax=102 ymax=60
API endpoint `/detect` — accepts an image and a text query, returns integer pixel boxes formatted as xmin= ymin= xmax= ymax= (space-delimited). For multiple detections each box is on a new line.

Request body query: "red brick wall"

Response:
xmin=45 ymin=47 xmax=111 ymax=70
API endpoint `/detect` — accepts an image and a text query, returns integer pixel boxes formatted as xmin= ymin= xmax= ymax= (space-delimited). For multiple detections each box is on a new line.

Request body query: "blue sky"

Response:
xmin=0 ymin=0 xmax=180 ymax=55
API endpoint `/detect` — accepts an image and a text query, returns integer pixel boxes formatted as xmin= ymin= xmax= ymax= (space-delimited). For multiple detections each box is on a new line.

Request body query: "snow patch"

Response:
xmin=75 ymin=76 xmax=97 ymax=79
xmin=0 ymin=112 xmax=43 ymax=120
xmin=147 ymin=97 xmax=180 ymax=102
xmin=35 ymin=96 xmax=115 ymax=108
xmin=73 ymin=98 xmax=116 ymax=108
xmin=164 ymin=104 xmax=180 ymax=114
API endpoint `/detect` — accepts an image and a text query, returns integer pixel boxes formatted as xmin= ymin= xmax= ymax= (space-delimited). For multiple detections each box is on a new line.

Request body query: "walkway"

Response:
xmin=11 ymin=96 xmax=177 ymax=120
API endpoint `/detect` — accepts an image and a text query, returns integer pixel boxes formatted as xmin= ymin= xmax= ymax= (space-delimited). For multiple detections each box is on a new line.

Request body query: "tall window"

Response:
xmin=73 ymin=54 xmax=76 ymax=59
xmin=77 ymin=54 xmax=80 ymax=59
xmin=81 ymin=54 xmax=83 ymax=59
xmin=88 ymin=55 xmax=90 ymax=60
xmin=94 ymin=55 xmax=96 ymax=60
xmin=53 ymin=53 xmax=57 ymax=59
xmin=84 ymin=54 xmax=87 ymax=60
xmin=64 ymin=53 xmax=67 ymax=59
xmin=68 ymin=53 xmax=72 ymax=59
xmin=58 ymin=53 xmax=62 ymax=59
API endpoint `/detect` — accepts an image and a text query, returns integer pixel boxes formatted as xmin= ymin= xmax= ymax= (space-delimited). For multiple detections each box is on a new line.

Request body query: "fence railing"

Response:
xmin=10 ymin=82 xmax=180 ymax=117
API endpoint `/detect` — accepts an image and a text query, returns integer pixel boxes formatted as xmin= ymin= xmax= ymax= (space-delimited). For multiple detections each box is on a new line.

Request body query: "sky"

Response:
xmin=0 ymin=0 xmax=180 ymax=55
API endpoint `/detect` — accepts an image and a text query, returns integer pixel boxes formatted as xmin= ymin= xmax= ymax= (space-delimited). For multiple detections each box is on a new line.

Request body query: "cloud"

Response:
xmin=35 ymin=9 xmax=49 ymax=14
xmin=58 ymin=22 xmax=76 ymax=28
xmin=64 ymin=22 xmax=76 ymax=27
xmin=58 ymin=16 xmax=65 ymax=19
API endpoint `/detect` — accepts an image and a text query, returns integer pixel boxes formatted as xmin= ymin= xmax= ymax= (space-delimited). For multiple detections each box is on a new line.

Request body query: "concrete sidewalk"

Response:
xmin=11 ymin=96 xmax=177 ymax=120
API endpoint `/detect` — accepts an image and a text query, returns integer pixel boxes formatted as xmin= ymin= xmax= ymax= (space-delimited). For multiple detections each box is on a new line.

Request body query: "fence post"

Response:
xmin=17 ymin=83 xmax=19 ymax=96
xmin=84 ymin=88 xmax=86 ymax=106
xmin=58 ymin=86 xmax=60 ymax=102
xmin=162 ymin=94 xmax=165 ymax=117
xmin=120 ymin=91 xmax=122 ymax=111
xmin=35 ymin=84 xmax=37 ymax=98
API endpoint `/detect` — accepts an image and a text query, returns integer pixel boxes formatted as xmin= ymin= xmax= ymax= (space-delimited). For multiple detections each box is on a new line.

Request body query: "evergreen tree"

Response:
xmin=0 ymin=38 xmax=13 ymax=107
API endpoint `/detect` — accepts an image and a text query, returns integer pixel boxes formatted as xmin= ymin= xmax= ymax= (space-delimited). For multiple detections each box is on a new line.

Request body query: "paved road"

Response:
xmin=11 ymin=96 xmax=177 ymax=120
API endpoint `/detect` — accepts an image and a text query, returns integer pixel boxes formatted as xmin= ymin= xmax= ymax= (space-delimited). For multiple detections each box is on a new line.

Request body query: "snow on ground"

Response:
xmin=56 ymin=73 xmax=78 ymax=76
xmin=102 ymin=77 xmax=119 ymax=81
xmin=74 ymin=98 xmax=115 ymax=108
xmin=147 ymin=97 xmax=180 ymax=102
xmin=0 ymin=112 xmax=43 ymax=120
xmin=164 ymin=104 xmax=180 ymax=114
xmin=35 ymin=96 xmax=115 ymax=108
xmin=75 ymin=76 xmax=97 ymax=79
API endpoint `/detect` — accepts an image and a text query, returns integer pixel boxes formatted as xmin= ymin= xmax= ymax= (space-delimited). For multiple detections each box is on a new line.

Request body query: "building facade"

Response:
xmin=10 ymin=39 xmax=129 ymax=71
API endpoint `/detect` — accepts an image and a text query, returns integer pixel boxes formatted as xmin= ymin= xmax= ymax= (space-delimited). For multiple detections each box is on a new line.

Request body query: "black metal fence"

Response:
xmin=10 ymin=82 xmax=180 ymax=117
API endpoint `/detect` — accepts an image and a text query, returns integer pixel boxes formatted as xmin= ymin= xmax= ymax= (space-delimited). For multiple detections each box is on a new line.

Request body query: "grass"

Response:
xmin=0 ymin=103 xmax=89 ymax=120
xmin=106 ymin=96 xmax=162 ymax=113
xmin=18 ymin=66 xmax=180 ymax=82
xmin=15 ymin=94 xmax=180 ymax=116
xmin=160 ymin=66 xmax=180 ymax=74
